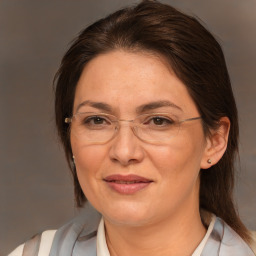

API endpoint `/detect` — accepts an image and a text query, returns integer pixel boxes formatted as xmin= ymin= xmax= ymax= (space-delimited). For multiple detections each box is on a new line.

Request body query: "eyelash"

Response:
xmin=83 ymin=116 xmax=111 ymax=125
xmin=81 ymin=115 xmax=176 ymax=127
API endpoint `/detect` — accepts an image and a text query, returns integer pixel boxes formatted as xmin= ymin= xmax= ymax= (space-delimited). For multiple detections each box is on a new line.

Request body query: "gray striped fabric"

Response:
xmin=49 ymin=215 xmax=255 ymax=255
xmin=49 ymin=203 xmax=101 ymax=256
xmin=20 ymin=203 xmax=252 ymax=255
xmin=201 ymin=217 xmax=255 ymax=255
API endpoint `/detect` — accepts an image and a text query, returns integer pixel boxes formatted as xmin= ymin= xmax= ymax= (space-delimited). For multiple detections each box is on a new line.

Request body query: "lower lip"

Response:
xmin=105 ymin=181 xmax=151 ymax=195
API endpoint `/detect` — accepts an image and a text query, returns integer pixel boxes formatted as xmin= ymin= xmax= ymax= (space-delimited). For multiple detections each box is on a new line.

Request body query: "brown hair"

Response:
xmin=54 ymin=0 xmax=251 ymax=242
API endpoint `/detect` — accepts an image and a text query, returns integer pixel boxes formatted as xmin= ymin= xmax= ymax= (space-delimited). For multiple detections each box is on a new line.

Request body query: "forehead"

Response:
xmin=73 ymin=50 xmax=198 ymax=116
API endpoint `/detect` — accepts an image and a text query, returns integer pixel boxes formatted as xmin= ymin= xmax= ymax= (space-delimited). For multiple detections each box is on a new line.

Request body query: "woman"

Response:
xmin=9 ymin=0 xmax=256 ymax=255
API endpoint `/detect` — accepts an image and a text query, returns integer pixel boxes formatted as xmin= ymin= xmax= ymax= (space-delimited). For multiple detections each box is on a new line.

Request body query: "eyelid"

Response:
xmin=77 ymin=112 xmax=117 ymax=122
xmin=143 ymin=115 xmax=176 ymax=123
xmin=75 ymin=112 xmax=180 ymax=120
xmin=76 ymin=112 xmax=114 ymax=117
xmin=143 ymin=113 xmax=179 ymax=120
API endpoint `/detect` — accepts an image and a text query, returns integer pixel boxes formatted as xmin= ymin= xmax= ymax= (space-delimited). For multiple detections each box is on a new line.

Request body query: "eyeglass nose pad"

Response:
xmin=112 ymin=120 xmax=137 ymax=139
xmin=130 ymin=125 xmax=139 ymax=139
xmin=105 ymin=124 xmax=119 ymax=142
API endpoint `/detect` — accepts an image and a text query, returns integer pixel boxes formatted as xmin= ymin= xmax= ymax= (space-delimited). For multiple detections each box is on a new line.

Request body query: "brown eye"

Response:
xmin=82 ymin=116 xmax=111 ymax=127
xmin=153 ymin=117 xmax=166 ymax=125
xmin=91 ymin=117 xmax=105 ymax=124
xmin=150 ymin=117 xmax=174 ymax=126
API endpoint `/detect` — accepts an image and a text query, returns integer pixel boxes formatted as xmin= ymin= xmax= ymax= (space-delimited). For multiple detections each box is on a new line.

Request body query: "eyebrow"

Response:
xmin=76 ymin=100 xmax=113 ymax=113
xmin=75 ymin=100 xmax=183 ymax=114
xmin=136 ymin=100 xmax=183 ymax=113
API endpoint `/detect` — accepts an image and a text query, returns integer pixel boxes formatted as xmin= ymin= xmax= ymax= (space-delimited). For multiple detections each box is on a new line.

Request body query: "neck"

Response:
xmin=104 ymin=207 xmax=206 ymax=256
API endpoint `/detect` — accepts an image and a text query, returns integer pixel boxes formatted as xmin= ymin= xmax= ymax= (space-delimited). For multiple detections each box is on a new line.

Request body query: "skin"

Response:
xmin=71 ymin=50 xmax=230 ymax=256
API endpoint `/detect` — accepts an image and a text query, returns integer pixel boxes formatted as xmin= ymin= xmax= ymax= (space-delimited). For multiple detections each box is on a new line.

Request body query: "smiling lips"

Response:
xmin=104 ymin=174 xmax=153 ymax=194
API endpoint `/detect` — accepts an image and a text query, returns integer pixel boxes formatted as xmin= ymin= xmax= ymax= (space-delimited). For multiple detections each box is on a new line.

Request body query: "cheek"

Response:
xmin=72 ymin=143 xmax=109 ymax=210
xmin=71 ymin=137 xmax=107 ymax=187
xmin=148 ymin=131 xmax=205 ymax=184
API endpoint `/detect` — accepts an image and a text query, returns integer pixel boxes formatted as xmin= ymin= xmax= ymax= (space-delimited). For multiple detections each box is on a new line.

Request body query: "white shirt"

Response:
xmin=96 ymin=215 xmax=216 ymax=256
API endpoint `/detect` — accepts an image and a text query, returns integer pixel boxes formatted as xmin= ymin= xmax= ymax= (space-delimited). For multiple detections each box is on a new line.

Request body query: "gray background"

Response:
xmin=0 ymin=0 xmax=255 ymax=255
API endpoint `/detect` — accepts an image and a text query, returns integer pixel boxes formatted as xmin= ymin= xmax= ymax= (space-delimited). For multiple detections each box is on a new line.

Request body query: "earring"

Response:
xmin=207 ymin=159 xmax=212 ymax=164
xmin=72 ymin=155 xmax=75 ymax=165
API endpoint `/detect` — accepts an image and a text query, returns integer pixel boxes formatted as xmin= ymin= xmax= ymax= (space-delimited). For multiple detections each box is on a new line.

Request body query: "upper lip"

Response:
xmin=103 ymin=174 xmax=153 ymax=183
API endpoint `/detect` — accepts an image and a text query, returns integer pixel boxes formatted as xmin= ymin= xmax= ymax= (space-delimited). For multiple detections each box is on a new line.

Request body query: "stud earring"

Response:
xmin=207 ymin=159 xmax=212 ymax=164
xmin=72 ymin=155 xmax=75 ymax=165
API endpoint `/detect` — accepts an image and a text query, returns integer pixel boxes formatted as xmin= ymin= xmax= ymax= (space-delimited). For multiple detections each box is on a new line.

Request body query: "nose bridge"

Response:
xmin=118 ymin=119 xmax=134 ymax=125
xmin=115 ymin=119 xmax=135 ymax=137
xmin=109 ymin=118 xmax=143 ymax=165
xmin=114 ymin=119 xmax=137 ymax=139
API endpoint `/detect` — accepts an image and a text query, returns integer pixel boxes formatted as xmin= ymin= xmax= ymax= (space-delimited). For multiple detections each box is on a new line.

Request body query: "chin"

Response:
xmin=100 ymin=202 xmax=155 ymax=227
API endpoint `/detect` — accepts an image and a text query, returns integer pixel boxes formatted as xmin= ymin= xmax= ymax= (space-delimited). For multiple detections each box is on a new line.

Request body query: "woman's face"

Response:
xmin=71 ymin=50 xmax=208 ymax=226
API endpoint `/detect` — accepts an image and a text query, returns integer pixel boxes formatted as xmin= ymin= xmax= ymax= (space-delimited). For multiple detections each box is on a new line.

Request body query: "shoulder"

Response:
xmin=8 ymin=230 xmax=57 ymax=256
xmin=8 ymin=203 xmax=101 ymax=256
xmin=8 ymin=244 xmax=24 ymax=256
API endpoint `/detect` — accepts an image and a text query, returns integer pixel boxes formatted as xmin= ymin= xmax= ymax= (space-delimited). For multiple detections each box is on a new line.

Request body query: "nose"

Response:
xmin=109 ymin=122 xmax=144 ymax=166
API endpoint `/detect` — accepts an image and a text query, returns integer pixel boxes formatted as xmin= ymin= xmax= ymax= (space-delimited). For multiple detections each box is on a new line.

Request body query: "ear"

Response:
xmin=200 ymin=117 xmax=230 ymax=169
